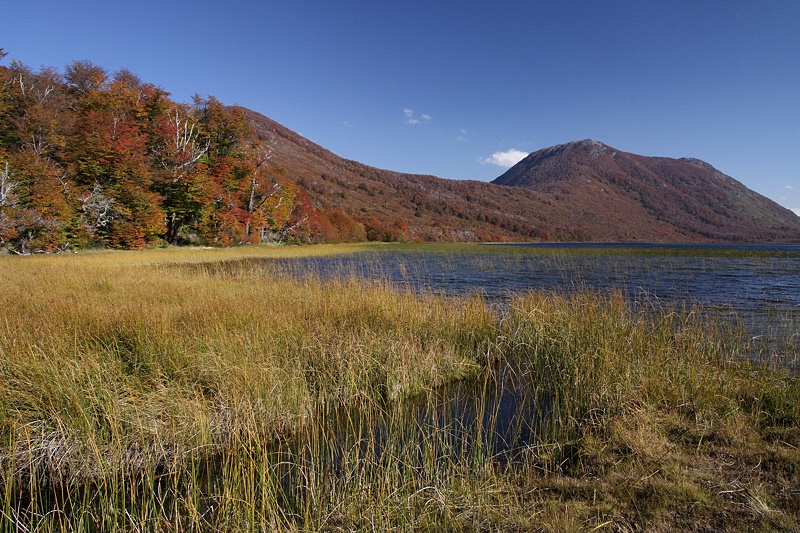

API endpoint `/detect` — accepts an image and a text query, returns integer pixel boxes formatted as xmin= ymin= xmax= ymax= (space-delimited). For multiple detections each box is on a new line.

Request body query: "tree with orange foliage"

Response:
xmin=67 ymin=66 xmax=165 ymax=247
xmin=64 ymin=60 xmax=108 ymax=95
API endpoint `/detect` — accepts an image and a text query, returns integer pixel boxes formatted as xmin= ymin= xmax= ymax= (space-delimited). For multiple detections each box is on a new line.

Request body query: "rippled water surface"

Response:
xmin=260 ymin=243 xmax=799 ymax=472
xmin=279 ymin=243 xmax=800 ymax=365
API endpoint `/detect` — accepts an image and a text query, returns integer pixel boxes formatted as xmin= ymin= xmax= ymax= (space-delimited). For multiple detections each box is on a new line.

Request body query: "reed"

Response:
xmin=0 ymin=245 xmax=797 ymax=531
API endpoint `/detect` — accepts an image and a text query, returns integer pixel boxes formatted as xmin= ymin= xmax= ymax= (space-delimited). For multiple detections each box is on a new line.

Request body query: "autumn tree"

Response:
xmin=190 ymin=96 xmax=253 ymax=244
xmin=275 ymin=183 xmax=316 ymax=243
xmin=148 ymin=101 xmax=212 ymax=243
xmin=3 ymin=151 xmax=74 ymax=251
xmin=64 ymin=60 xmax=107 ymax=95
xmin=0 ymin=56 xmax=77 ymax=251
xmin=0 ymin=157 xmax=18 ymax=247
xmin=209 ymin=138 xmax=315 ymax=244
xmin=235 ymin=143 xmax=297 ymax=242
xmin=68 ymin=67 xmax=164 ymax=247
xmin=192 ymin=95 xmax=250 ymax=159
xmin=361 ymin=216 xmax=407 ymax=242
xmin=0 ymin=57 xmax=15 ymax=146
xmin=314 ymin=208 xmax=367 ymax=242
xmin=1 ymin=61 xmax=68 ymax=155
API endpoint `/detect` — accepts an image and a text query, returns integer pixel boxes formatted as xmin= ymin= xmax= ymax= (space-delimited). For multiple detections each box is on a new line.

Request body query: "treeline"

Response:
xmin=0 ymin=49 xmax=316 ymax=252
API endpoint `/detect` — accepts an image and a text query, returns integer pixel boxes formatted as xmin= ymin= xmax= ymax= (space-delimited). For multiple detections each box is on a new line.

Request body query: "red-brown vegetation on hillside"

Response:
xmin=493 ymin=140 xmax=800 ymax=242
xmin=248 ymin=113 xmax=800 ymax=244
xmin=2 ymin=51 xmax=798 ymax=252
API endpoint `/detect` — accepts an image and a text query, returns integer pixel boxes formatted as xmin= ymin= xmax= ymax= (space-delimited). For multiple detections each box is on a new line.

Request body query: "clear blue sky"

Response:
xmin=4 ymin=1 xmax=799 ymax=214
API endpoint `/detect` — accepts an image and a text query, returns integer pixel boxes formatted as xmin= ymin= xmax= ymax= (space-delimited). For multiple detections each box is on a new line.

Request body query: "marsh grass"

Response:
xmin=1 ymin=245 xmax=798 ymax=531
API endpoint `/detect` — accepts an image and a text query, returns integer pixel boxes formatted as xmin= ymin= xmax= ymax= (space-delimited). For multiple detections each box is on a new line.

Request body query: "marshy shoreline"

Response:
xmin=1 ymin=244 xmax=798 ymax=531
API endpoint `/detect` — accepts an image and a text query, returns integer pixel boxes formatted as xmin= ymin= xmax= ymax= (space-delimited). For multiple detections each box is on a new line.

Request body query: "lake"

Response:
xmin=253 ymin=243 xmax=799 ymax=471
xmin=273 ymin=242 xmax=800 ymax=463
xmin=276 ymin=243 xmax=800 ymax=367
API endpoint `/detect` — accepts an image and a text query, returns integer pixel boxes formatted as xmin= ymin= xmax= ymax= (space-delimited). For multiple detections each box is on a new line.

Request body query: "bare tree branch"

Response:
xmin=80 ymin=183 xmax=116 ymax=231
xmin=0 ymin=162 xmax=16 ymax=208
xmin=161 ymin=109 xmax=210 ymax=182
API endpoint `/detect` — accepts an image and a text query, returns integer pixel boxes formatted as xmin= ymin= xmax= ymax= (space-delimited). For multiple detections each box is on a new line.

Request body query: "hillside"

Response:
xmin=246 ymin=112 xmax=800 ymax=243
xmin=2 ymin=53 xmax=798 ymax=251
xmin=244 ymin=109 xmax=553 ymax=242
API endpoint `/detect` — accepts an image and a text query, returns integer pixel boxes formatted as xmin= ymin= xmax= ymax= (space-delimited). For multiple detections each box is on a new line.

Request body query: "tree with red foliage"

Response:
xmin=68 ymin=68 xmax=165 ymax=247
xmin=232 ymin=142 xmax=312 ymax=243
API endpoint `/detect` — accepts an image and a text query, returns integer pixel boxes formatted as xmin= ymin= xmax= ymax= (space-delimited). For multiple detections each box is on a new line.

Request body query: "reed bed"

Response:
xmin=0 ymin=245 xmax=798 ymax=531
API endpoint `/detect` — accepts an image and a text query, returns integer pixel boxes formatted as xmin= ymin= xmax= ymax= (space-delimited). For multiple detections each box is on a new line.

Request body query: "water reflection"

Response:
xmin=259 ymin=364 xmax=546 ymax=516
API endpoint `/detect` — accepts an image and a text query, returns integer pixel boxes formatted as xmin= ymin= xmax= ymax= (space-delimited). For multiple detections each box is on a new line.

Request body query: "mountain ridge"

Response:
xmin=491 ymin=139 xmax=799 ymax=242
xmin=244 ymin=109 xmax=800 ymax=243
xmin=2 ymin=56 xmax=796 ymax=253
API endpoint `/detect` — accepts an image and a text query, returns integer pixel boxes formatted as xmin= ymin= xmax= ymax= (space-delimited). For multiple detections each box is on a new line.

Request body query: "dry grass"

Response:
xmin=0 ymin=245 xmax=798 ymax=531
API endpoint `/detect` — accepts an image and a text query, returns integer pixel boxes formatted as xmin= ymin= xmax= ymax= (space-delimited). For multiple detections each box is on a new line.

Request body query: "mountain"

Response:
xmin=244 ymin=109 xmax=557 ymax=242
xmin=3 ymin=56 xmax=795 ymax=252
xmin=246 ymin=111 xmax=800 ymax=243
xmin=492 ymin=139 xmax=800 ymax=242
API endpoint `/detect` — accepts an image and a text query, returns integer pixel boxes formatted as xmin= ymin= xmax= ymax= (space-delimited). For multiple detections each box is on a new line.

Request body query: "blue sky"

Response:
xmin=4 ymin=1 xmax=799 ymax=214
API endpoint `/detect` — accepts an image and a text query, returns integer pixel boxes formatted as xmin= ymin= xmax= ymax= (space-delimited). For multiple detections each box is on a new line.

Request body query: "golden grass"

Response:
xmin=0 ymin=244 xmax=798 ymax=531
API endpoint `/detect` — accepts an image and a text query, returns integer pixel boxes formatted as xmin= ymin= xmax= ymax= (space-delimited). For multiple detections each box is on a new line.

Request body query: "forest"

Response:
xmin=0 ymin=49 xmax=316 ymax=253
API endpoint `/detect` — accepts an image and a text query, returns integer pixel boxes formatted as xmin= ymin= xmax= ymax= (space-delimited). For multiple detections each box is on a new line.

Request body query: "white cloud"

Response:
xmin=792 ymin=208 xmax=800 ymax=216
xmin=456 ymin=128 xmax=473 ymax=142
xmin=480 ymin=149 xmax=529 ymax=168
xmin=784 ymin=184 xmax=794 ymax=190
xmin=403 ymin=108 xmax=430 ymax=125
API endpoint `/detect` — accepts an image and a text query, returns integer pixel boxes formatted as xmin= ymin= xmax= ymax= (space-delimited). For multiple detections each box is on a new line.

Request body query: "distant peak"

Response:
xmin=679 ymin=157 xmax=713 ymax=169
xmin=555 ymin=138 xmax=601 ymax=148
xmin=537 ymin=139 xmax=603 ymax=153
xmin=566 ymin=139 xmax=609 ymax=158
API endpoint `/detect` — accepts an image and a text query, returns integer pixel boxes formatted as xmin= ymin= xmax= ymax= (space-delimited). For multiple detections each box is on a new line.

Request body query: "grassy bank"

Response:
xmin=0 ymin=245 xmax=798 ymax=531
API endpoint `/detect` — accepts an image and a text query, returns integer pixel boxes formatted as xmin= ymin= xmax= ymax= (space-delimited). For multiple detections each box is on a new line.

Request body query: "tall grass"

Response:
xmin=0 ymin=246 xmax=798 ymax=531
xmin=0 ymin=247 xmax=493 ymax=530
xmin=497 ymin=290 xmax=799 ymax=530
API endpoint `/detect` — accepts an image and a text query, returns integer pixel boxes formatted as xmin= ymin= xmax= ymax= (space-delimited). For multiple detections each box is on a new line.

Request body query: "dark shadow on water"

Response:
xmin=5 ymin=363 xmax=547 ymax=528
xmin=265 ymin=363 xmax=546 ymax=516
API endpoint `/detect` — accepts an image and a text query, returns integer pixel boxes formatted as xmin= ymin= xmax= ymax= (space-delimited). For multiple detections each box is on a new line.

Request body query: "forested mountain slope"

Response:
xmin=493 ymin=140 xmax=800 ymax=242
xmin=2 ymin=51 xmax=798 ymax=252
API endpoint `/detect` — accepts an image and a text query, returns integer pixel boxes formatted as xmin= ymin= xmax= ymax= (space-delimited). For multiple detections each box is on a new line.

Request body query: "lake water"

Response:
xmin=256 ymin=243 xmax=799 ymax=478
xmin=277 ymin=243 xmax=800 ymax=366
